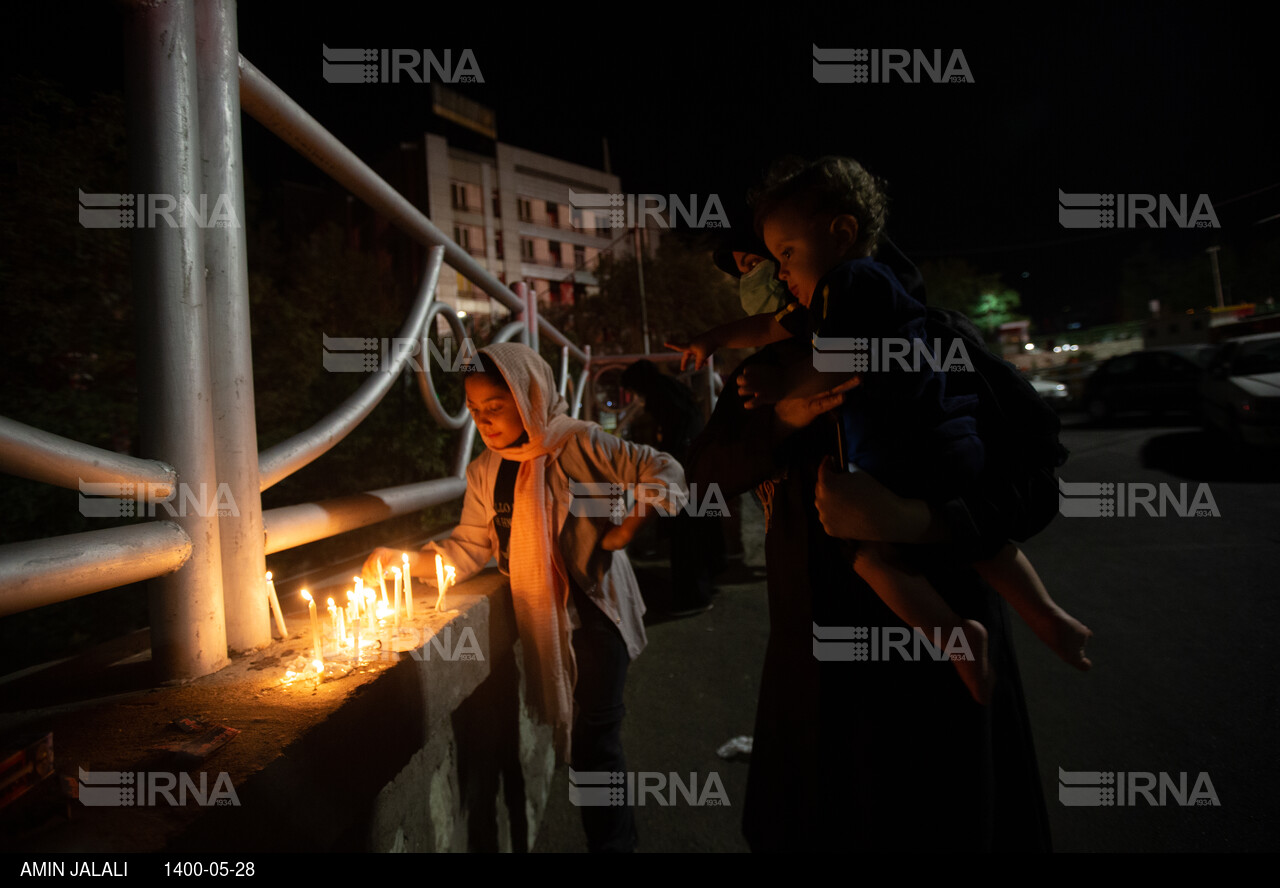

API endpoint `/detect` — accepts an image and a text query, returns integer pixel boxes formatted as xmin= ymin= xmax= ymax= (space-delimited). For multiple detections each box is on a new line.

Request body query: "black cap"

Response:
xmin=713 ymin=229 xmax=771 ymax=278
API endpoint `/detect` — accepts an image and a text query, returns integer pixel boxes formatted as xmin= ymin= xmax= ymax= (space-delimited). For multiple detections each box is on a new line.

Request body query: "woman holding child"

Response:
xmin=683 ymin=158 xmax=1061 ymax=851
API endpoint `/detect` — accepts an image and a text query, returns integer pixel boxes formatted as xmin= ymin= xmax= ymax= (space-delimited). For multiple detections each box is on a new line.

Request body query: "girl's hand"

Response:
xmin=600 ymin=523 xmax=635 ymax=551
xmin=361 ymin=547 xmax=417 ymax=585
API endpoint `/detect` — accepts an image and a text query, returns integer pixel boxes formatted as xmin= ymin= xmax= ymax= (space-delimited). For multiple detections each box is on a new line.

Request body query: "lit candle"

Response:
xmin=442 ymin=565 xmax=456 ymax=611
xmin=346 ymin=590 xmax=357 ymax=629
xmin=392 ymin=567 xmax=402 ymax=634
xmin=301 ymin=589 xmax=323 ymax=671
xmin=327 ymin=597 xmax=339 ymax=647
xmin=435 ymin=553 xmax=446 ymax=611
xmin=265 ymin=571 xmax=287 ymax=638
xmin=402 ymin=553 xmax=414 ymax=620
xmin=336 ymin=599 xmax=346 ymax=650
xmin=353 ymin=577 xmax=364 ymax=620
xmin=376 ymin=557 xmax=389 ymax=607
xmin=353 ymin=616 xmax=361 ymax=665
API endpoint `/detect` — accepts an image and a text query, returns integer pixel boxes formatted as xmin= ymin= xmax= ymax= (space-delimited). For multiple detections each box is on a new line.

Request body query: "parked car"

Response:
xmin=1027 ymin=376 xmax=1071 ymax=409
xmin=1154 ymin=343 xmax=1218 ymax=369
xmin=1199 ymin=332 xmax=1280 ymax=446
xmin=1081 ymin=349 xmax=1205 ymax=422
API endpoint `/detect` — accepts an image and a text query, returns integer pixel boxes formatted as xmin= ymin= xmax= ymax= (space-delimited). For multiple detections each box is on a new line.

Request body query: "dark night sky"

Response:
xmin=7 ymin=2 xmax=1277 ymax=329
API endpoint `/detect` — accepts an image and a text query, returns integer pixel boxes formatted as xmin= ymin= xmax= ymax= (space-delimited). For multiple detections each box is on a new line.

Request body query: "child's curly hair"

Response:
xmin=749 ymin=156 xmax=889 ymax=259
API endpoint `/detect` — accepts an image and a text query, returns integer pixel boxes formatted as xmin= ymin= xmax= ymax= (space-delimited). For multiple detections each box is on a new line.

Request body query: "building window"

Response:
xmin=453 ymin=225 xmax=471 ymax=250
xmin=574 ymin=244 xmax=585 ymax=267
xmin=495 ymin=232 xmax=504 ymax=260
xmin=518 ymin=199 xmax=533 ymax=222
xmin=549 ymin=241 xmax=562 ymax=268
xmin=491 ymin=191 xmax=501 ymax=218
xmin=521 ymin=238 xmax=535 ymax=261
xmin=546 ymin=201 xmax=559 ymax=227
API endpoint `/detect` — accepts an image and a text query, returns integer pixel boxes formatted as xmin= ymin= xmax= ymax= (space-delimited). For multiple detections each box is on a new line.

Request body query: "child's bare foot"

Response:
xmin=951 ymin=619 xmax=994 ymax=705
xmin=1023 ymin=607 xmax=1093 ymax=671
xmin=1051 ymin=612 xmax=1093 ymax=671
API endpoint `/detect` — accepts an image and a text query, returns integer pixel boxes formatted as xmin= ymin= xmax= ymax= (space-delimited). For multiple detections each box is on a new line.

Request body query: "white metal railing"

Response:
xmin=0 ymin=0 xmax=588 ymax=681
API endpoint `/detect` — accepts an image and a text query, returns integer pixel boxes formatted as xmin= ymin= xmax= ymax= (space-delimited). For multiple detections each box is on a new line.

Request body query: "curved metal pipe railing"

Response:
xmin=257 ymin=246 xmax=445 ymax=491
xmin=0 ymin=522 xmax=192 ymax=619
xmin=0 ymin=416 xmax=177 ymax=498
xmin=237 ymin=54 xmax=586 ymax=365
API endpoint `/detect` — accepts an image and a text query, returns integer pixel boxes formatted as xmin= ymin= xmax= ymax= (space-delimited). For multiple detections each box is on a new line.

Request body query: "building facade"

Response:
xmin=422 ymin=135 xmax=626 ymax=322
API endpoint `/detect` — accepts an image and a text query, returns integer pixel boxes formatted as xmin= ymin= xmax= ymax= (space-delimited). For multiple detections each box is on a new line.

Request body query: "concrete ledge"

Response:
xmin=0 ymin=569 xmax=555 ymax=852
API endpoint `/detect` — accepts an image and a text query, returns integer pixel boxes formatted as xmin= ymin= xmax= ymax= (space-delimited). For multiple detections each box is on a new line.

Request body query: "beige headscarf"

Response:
xmin=480 ymin=342 xmax=593 ymax=761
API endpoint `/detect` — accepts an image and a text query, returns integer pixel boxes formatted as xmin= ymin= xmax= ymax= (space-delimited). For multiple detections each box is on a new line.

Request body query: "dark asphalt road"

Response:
xmin=533 ymin=414 xmax=1280 ymax=852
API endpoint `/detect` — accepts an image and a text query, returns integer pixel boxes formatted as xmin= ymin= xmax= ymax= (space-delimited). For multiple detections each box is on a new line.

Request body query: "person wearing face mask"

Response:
xmin=686 ymin=217 xmax=1052 ymax=851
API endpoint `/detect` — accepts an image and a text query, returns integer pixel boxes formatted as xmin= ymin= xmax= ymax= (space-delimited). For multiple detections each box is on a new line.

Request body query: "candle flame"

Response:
xmin=265 ymin=571 xmax=273 ymax=581
xmin=312 ymin=659 xmax=323 ymax=673
xmin=300 ymin=589 xmax=313 ymax=603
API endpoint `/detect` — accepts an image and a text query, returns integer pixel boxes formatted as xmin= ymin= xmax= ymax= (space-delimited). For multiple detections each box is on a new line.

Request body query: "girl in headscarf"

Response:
xmin=365 ymin=342 xmax=685 ymax=852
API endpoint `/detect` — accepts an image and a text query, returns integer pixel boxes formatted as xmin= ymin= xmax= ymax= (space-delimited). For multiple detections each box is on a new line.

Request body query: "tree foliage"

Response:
xmin=916 ymin=257 xmax=1023 ymax=335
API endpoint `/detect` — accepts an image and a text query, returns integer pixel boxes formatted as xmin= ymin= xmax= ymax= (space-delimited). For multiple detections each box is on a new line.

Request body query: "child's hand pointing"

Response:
xmin=664 ymin=332 xmax=719 ymax=371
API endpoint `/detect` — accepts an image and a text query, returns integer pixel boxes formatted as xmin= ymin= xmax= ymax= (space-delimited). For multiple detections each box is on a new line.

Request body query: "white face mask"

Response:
xmin=739 ymin=259 xmax=788 ymax=316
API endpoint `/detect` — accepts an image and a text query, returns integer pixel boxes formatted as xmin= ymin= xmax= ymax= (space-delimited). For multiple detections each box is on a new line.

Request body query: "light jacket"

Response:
xmin=423 ymin=425 xmax=687 ymax=659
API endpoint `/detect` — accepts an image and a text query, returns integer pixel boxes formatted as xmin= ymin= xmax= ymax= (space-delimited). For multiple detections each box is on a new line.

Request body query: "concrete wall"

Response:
xmin=152 ymin=572 xmax=557 ymax=853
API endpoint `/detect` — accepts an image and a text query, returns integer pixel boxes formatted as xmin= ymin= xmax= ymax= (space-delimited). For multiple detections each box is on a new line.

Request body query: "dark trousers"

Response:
xmin=668 ymin=512 xmax=722 ymax=610
xmin=570 ymin=582 xmax=635 ymax=852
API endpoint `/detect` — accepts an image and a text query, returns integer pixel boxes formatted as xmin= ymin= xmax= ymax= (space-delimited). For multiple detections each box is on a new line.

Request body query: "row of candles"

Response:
xmin=264 ymin=552 xmax=458 ymax=674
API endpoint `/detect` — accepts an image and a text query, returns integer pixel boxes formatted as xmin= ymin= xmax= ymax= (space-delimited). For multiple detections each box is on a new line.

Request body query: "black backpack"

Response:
xmin=924 ymin=307 xmax=1069 ymax=542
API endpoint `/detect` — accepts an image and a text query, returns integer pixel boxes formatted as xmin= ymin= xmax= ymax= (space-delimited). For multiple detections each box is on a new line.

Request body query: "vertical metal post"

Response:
xmin=634 ymin=226 xmax=650 ymax=354
xmin=705 ymin=355 xmax=718 ymax=418
xmin=558 ymin=345 xmax=569 ymax=397
xmin=1206 ymin=245 xmax=1224 ymax=309
xmin=513 ymin=281 xmax=530 ymax=347
xmin=198 ymin=0 xmax=269 ymax=651
xmin=571 ymin=345 xmax=591 ymax=420
xmin=124 ymin=0 xmax=228 ymax=680
xmin=523 ymin=281 xmax=539 ymax=352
